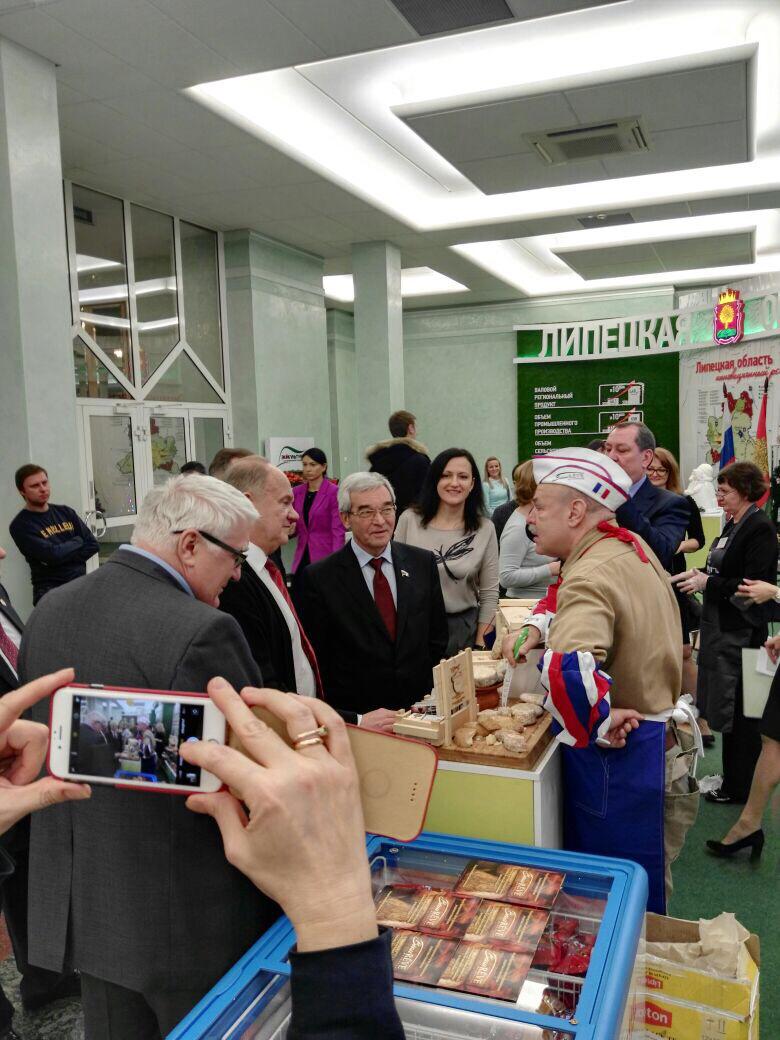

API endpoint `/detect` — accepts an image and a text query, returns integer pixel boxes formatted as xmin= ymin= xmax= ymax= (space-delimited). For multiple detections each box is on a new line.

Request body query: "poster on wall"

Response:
xmin=678 ymin=339 xmax=780 ymax=489
xmin=150 ymin=416 xmax=185 ymax=486
xmin=516 ymin=353 xmax=679 ymax=461
xmin=266 ymin=437 xmax=314 ymax=485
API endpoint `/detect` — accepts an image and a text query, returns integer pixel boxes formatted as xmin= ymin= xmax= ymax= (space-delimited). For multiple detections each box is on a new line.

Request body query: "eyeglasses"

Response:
xmin=349 ymin=505 xmax=397 ymax=520
xmin=647 ymin=467 xmax=669 ymax=475
xmin=172 ymin=529 xmax=248 ymax=567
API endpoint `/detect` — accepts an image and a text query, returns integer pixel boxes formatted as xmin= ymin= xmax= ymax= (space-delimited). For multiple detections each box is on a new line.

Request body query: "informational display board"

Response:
xmin=517 ymin=353 xmax=680 ymax=460
xmin=265 ymin=437 xmax=315 ymax=474
xmin=678 ymin=338 xmax=780 ymax=482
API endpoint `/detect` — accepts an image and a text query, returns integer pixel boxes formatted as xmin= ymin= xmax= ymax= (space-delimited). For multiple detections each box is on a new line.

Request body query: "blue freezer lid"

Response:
xmin=169 ymin=831 xmax=647 ymax=1040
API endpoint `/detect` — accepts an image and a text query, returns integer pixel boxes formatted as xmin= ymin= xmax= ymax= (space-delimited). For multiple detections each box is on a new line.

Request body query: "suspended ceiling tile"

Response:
xmin=45 ymin=0 xmax=238 ymax=89
xmin=687 ymin=194 xmax=750 ymax=216
xmin=564 ymin=61 xmax=747 ymax=133
xmin=653 ymin=231 xmax=754 ymax=266
xmin=196 ymin=142 xmax=319 ymax=187
xmin=60 ymin=127 xmax=129 ymax=168
xmin=458 ymin=152 xmax=608 ymax=194
xmin=277 ymin=0 xmax=416 ymax=56
xmin=149 ymin=0 xmax=325 ymax=73
xmin=556 ymin=231 xmax=755 ymax=279
xmin=629 ymin=202 xmax=693 ymax=222
xmin=599 ymin=122 xmax=747 ymax=178
xmin=748 ymin=190 xmax=780 ymax=209
xmin=404 ymin=93 xmax=575 ymax=163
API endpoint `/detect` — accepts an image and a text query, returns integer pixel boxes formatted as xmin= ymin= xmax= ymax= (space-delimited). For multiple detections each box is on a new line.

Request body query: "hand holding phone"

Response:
xmin=0 ymin=669 xmax=90 ymax=833
xmin=180 ymin=679 xmax=379 ymax=954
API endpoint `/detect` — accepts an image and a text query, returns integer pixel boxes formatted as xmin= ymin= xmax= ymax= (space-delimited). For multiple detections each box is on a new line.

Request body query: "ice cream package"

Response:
xmin=375 ymin=884 xmax=480 ymax=939
xmin=455 ymin=860 xmax=565 ymax=909
xmin=464 ymin=901 xmax=549 ymax=953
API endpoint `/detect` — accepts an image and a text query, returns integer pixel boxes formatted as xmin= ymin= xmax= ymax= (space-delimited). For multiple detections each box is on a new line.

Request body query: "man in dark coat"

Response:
xmin=604 ymin=421 xmax=689 ymax=570
xmin=366 ymin=410 xmax=430 ymax=516
xmin=19 ymin=475 xmax=276 ymax=1040
xmin=302 ymin=472 xmax=448 ymax=718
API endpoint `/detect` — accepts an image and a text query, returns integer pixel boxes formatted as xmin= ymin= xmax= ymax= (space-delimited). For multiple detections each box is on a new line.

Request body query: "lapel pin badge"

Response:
xmin=401 ymin=570 xmax=409 ymax=578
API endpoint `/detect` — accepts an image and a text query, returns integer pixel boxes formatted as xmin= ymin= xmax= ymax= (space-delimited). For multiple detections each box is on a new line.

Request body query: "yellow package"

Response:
xmin=643 ymin=993 xmax=758 ymax=1040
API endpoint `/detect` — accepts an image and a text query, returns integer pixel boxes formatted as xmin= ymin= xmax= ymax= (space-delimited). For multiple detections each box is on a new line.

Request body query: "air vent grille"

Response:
xmin=577 ymin=213 xmax=635 ymax=229
xmin=388 ymin=0 xmax=512 ymax=36
xmin=527 ymin=118 xmax=650 ymax=166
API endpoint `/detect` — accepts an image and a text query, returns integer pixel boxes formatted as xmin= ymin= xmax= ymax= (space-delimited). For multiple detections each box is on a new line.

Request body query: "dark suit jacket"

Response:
xmin=0 ymin=584 xmax=22 ymax=695
xmin=702 ymin=507 xmax=778 ymax=634
xmin=18 ymin=548 xmax=276 ymax=996
xmin=219 ymin=561 xmax=297 ymax=693
xmin=615 ymin=477 xmax=689 ymax=570
xmin=301 ymin=542 xmax=448 ymax=716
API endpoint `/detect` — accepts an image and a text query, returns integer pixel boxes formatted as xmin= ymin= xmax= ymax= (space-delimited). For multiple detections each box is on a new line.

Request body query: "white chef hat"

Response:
xmin=533 ymin=448 xmax=631 ymax=512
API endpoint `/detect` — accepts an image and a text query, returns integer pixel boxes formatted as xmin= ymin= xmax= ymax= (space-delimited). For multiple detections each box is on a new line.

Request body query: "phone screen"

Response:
xmin=69 ymin=693 xmax=205 ymax=788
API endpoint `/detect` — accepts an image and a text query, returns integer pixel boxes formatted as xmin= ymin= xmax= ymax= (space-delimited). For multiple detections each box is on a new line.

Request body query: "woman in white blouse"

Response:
xmin=498 ymin=461 xmax=559 ymax=599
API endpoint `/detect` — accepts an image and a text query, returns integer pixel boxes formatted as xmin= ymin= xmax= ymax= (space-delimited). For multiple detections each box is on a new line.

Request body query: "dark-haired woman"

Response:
xmin=672 ymin=461 xmax=778 ymax=804
xmin=395 ymin=448 xmax=499 ymax=655
xmin=290 ymin=448 xmax=344 ymax=606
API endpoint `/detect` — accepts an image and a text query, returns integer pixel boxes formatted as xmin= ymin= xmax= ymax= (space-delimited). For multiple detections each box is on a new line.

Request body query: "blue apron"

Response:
xmin=562 ymin=719 xmax=667 ymax=915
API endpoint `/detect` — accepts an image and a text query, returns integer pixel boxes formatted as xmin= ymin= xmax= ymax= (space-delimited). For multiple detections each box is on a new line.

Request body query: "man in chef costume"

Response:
xmin=508 ymin=447 xmax=700 ymax=914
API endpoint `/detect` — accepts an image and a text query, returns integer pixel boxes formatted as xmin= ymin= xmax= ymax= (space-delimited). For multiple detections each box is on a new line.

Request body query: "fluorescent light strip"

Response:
xmin=79 ymin=277 xmax=177 ymax=305
xmin=76 ymin=254 xmax=124 ymax=274
xmin=323 ymin=267 xmax=467 ymax=302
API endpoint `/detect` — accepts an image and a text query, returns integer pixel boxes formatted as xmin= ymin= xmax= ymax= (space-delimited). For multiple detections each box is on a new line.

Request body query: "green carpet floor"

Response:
xmin=667 ymin=737 xmax=778 ymax=1038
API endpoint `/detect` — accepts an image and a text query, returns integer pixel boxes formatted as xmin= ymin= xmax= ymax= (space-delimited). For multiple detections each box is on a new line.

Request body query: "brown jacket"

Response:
xmin=546 ymin=524 xmax=681 ymax=716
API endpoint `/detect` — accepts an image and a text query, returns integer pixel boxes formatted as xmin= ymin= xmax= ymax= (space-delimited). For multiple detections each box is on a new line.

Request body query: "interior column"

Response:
xmin=0 ymin=37 xmax=80 ymax=616
xmin=352 ymin=240 xmax=404 ymax=465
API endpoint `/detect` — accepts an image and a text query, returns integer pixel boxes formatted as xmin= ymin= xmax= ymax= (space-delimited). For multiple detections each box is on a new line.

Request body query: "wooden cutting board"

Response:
xmin=438 ymin=712 xmax=553 ymax=770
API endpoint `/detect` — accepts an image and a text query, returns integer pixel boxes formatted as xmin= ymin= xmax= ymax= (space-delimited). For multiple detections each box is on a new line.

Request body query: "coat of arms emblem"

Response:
xmin=712 ymin=288 xmax=745 ymax=345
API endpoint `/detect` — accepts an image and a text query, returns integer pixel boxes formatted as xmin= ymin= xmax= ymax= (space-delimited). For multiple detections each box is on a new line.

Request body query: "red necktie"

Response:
xmin=0 ymin=618 xmax=19 ymax=673
xmin=370 ymin=558 xmax=397 ymax=641
xmin=264 ymin=559 xmax=323 ymax=697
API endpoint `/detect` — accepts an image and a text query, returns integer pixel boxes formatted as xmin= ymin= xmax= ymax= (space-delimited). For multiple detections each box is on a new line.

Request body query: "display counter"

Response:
xmin=424 ymin=723 xmax=561 ymax=848
xmin=170 ymin=832 xmax=647 ymax=1040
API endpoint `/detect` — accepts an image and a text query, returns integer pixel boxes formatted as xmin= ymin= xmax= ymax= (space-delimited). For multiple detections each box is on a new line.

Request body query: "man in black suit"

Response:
xmin=220 ymin=457 xmax=397 ymax=731
xmin=302 ymin=472 xmax=448 ymax=718
xmin=0 ymin=545 xmax=80 ymax=1040
xmin=18 ymin=475 xmax=277 ymax=1040
xmin=604 ymin=421 xmax=689 ymax=570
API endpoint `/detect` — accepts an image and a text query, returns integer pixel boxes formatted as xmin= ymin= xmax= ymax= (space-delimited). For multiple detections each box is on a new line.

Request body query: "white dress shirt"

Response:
xmin=350 ymin=539 xmax=397 ymax=606
xmin=245 ymin=543 xmax=316 ymax=698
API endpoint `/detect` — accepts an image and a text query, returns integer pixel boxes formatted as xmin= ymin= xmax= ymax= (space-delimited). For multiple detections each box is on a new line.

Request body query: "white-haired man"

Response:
xmin=19 ymin=475 xmax=276 ymax=1040
xmin=302 ymin=472 xmax=448 ymax=717
xmin=503 ymin=448 xmax=698 ymax=916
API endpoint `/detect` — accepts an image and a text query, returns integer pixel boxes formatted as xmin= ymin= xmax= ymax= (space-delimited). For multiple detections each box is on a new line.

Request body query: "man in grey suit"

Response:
xmin=19 ymin=475 xmax=276 ymax=1040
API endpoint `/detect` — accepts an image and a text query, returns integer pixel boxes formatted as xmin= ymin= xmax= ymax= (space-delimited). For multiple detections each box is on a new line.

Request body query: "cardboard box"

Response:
xmin=640 ymin=913 xmax=760 ymax=1040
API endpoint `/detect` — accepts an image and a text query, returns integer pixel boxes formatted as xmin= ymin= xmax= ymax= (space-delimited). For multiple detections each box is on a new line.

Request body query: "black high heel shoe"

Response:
xmin=706 ymin=829 xmax=764 ymax=860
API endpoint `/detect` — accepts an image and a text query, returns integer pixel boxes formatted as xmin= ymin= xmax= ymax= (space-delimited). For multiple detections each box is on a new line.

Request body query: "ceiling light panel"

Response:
xmin=189 ymin=0 xmax=780 ymax=236
xmin=324 ymin=266 xmax=467 ymax=302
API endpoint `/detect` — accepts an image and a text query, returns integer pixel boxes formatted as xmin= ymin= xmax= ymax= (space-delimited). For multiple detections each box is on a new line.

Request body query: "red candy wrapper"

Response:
xmin=455 ymin=861 xmax=565 ymax=909
xmin=390 ymin=930 xmax=458 ymax=986
xmin=439 ymin=942 xmax=534 ymax=1002
xmin=464 ymin=901 xmax=549 ymax=954
xmin=375 ymin=885 xmax=480 ymax=939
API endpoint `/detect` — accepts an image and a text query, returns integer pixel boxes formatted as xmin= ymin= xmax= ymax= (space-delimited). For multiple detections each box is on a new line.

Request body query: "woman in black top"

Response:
xmin=673 ymin=462 xmax=778 ymax=803
xmin=648 ymin=449 xmax=710 ymax=738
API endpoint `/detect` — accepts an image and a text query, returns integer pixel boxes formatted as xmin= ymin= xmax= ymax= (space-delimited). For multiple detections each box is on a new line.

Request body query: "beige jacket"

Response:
xmin=546 ymin=524 xmax=681 ymax=716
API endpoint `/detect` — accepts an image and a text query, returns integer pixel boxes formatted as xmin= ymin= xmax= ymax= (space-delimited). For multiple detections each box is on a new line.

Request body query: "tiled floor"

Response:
xmin=0 ymin=956 xmax=83 ymax=1039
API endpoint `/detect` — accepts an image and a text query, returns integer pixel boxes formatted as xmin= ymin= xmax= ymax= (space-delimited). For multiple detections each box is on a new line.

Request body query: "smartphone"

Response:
xmin=48 ymin=684 xmax=226 ymax=794
xmin=229 ymin=707 xmax=438 ymax=843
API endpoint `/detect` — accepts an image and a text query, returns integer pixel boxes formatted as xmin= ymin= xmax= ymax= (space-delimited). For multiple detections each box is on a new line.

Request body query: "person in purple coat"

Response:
xmin=290 ymin=449 xmax=345 ymax=607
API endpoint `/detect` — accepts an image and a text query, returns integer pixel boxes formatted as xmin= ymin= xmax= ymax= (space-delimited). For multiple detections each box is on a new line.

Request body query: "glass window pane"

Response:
xmin=192 ymin=417 xmax=225 ymax=467
xmin=149 ymin=351 xmax=222 ymax=404
xmin=72 ymin=185 xmax=133 ymax=382
xmin=74 ymin=338 xmax=131 ymax=399
xmin=131 ymin=204 xmax=180 ymax=384
xmin=95 ymin=521 xmax=135 ymax=566
xmin=180 ymin=221 xmax=223 ymax=386
xmin=89 ymin=414 xmax=137 ymax=518
xmin=149 ymin=415 xmax=186 ymax=484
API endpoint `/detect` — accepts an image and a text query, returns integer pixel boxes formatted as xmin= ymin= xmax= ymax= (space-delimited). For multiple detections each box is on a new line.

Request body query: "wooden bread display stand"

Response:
xmin=494 ymin=598 xmax=538 ymax=650
xmin=393 ymin=647 xmax=553 ymax=771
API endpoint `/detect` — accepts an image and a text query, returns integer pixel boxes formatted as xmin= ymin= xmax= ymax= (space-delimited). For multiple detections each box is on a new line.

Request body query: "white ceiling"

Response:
xmin=0 ymin=0 xmax=779 ymax=307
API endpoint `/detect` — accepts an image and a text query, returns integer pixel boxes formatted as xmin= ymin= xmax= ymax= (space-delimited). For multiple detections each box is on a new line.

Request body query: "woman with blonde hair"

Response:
xmin=498 ymin=460 xmax=558 ymax=599
xmin=648 ymin=446 xmax=711 ymax=741
xmin=482 ymin=457 xmax=511 ymax=516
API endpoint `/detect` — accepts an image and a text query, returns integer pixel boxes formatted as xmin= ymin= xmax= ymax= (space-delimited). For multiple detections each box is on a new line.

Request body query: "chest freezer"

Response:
xmin=169 ymin=831 xmax=647 ymax=1040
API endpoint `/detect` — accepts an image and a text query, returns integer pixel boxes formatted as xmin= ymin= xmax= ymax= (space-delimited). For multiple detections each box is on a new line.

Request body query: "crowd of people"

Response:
xmin=0 ymin=407 xmax=776 ymax=1039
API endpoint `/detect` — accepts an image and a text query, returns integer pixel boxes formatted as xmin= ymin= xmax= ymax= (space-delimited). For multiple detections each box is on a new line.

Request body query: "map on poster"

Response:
xmin=517 ymin=354 xmax=679 ymax=460
xmin=677 ymin=339 xmax=780 ymax=483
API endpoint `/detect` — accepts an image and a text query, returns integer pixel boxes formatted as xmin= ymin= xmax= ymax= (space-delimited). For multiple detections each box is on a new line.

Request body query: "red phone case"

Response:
xmin=48 ymin=682 xmax=217 ymax=796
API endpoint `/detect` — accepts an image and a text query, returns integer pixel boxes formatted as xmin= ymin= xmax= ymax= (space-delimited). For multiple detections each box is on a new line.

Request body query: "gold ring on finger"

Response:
xmin=294 ymin=725 xmax=328 ymax=744
xmin=294 ymin=736 xmax=324 ymax=751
